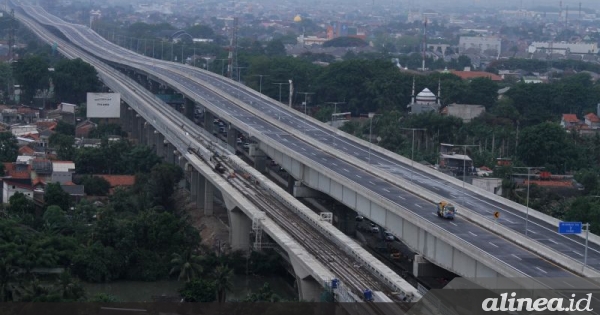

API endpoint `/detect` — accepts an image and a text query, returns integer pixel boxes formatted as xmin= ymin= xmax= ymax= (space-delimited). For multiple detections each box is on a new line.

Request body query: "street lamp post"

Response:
xmin=326 ymin=101 xmax=346 ymax=125
xmin=449 ymin=144 xmax=479 ymax=204
xmin=253 ymin=74 xmax=270 ymax=94
xmin=399 ymin=128 xmax=427 ymax=182
xmin=298 ymin=92 xmax=314 ymax=115
xmin=512 ymin=166 xmax=544 ymax=236
xmin=273 ymin=82 xmax=290 ymax=103
xmin=234 ymin=67 xmax=247 ymax=82
xmin=368 ymin=113 xmax=381 ymax=164
xmin=215 ymin=59 xmax=227 ymax=76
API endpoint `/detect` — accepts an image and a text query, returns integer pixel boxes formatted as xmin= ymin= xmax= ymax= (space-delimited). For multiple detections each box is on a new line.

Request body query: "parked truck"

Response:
xmin=436 ymin=201 xmax=456 ymax=220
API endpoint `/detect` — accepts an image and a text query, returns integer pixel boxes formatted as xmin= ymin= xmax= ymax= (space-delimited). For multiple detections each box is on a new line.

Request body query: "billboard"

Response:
xmin=86 ymin=93 xmax=121 ymax=118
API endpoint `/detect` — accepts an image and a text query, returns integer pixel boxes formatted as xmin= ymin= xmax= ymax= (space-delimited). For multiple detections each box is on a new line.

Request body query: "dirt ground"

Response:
xmin=173 ymin=188 xmax=231 ymax=254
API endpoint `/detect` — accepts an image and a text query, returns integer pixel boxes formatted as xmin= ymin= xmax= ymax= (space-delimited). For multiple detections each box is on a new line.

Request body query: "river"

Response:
xmin=82 ymin=275 xmax=296 ymax=302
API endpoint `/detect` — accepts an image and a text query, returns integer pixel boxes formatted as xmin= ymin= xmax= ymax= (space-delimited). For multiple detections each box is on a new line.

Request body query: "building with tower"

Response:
xmin=407 ymin=79 xmax=441 ymax=114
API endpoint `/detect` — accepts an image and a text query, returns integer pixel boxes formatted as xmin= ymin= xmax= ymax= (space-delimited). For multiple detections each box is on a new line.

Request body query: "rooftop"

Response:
xmin=451 ymin=70 xmax=502 ymax=81
xmin=562 ymin=114 xmax=580 ymax=123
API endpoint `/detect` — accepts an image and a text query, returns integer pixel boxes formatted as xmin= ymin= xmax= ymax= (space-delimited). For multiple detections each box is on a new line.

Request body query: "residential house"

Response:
xmin=75 ymin=120 xmax=97 ymax=138
xmin=584 ymin=113 xmax=600 ymax=129
xmin=76 ymin=138 xmax=102 ymax=148
xmin=51 ymin=161 xmax=76 ymax=184
xmin=560 ymin=114 xmax=580 ymax=129
xmin=60 ymin=184 xmax=85 ymax=204
xmin=11 ymin=125 xmax=38 ymax=137
xmin=95 ymin=175 xmax=136 ymax=194
xmin=2 ymin=162 xmax=37 ymax=203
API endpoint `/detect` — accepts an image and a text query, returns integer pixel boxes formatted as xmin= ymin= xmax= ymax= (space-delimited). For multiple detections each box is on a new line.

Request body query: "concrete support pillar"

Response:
xmin=184 ymin=99 xmax=195 ymax=120
xmin=204 ymin=178 xmax=214 ymax=215
xmin=204 ymin=111 xmax=214 ymax=133
xmin=166 ymin=143 xmax=175 ymax=164
xmin=137 ymin=116 xmax=145 ymax=144
xmin=227 ymin=128 xmax=239 ymax=148
xmin=254 ymin=155 xmax=267 ymax=173
xmin=190 ymin=169 xmax=199 ymax=207
xmin=156 ymin=133 xmax=164 ymax=158
xmin=292 ymin=181 xmax=322 ymax=198
xmin=290 ymin=255 xmax=322 ymax=302
xmin=196 ymin=172 xmax=206 ymax=209
xmin=287 ymin=176 xmax=295 ymax=195
xmin=227 ymin=207 xmax=251 ymax=251
xmin=413 ymin=255 xmax=451 ymax=278
xmin=145 ymin=123 xmax=153 ymax=147
xmin=125 ymin=107 xmax=133 ymax=134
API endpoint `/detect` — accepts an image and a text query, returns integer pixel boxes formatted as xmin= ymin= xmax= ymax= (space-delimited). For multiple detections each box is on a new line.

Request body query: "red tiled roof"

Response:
xmin=451 ymin=70 xmax=503 ymax=81
xmin=36 ymin=121 xmax=57 ymax=131
xmin=18 ymin=146 xmax=35 ymax=155
xmin=94 ymin=175 xmax=136 ymax=187
xmin=22 ymin=133 xmax=40 ymax=141
xmin=3 ymin=162 xmax=31 ymax=179
xmin=562 ymin=114 xmax=580 ymax=123
xmin=525 ymin=180 xmax=573 ymax=187
xmin=585 ymin=113 xmax=600 ymax=123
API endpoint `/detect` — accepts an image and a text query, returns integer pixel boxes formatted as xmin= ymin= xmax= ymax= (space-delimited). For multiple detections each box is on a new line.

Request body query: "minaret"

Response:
xmin=437 ymin=78 xmax=441 ymax=105
xmin=411 ymin=77 xmax=416 ymax=104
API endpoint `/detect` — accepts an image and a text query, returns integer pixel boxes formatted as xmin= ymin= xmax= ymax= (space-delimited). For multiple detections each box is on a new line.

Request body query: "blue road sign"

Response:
xmin=558 ymin=222 xmax=582 ymax=234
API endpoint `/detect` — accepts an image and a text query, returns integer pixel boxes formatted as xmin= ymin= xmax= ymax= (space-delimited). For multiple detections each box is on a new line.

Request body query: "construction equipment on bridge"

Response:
xmin=436 ymin=201 xmax=456 ymax=220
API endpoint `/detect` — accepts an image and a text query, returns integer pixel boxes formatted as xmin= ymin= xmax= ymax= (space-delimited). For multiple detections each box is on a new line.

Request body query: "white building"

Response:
xmin=2 ymin=181 xmax=33 ymax=203
xmin=11 ymin=125 xmax=38 ymax=137
xmin=459 ymin=36 xmax=501 ymax=54
xmin=528 ymin=42 xmax=598 ymax=55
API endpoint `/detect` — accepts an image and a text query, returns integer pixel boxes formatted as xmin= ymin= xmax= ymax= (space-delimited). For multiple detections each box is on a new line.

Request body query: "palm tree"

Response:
xmin=169 ymin=251 xmax=204 ymax=282
xmin=213 ymin=264 xmax=233 ymax=303
xmin=55 ymin=271 xmax=85 ymax=301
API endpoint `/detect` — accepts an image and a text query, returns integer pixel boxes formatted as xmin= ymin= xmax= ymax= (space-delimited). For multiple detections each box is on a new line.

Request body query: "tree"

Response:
xmin=0 ymin=132 xmax=18 ymax=163
xmin=213 ymin=264 xmax=233 ymax=303
xmin=517 ymin=122 xmax=577 ymax=172
xmin=243 ymin=283 xmax=282 ymax=302
xmin=81 ymin=176 xmax=111 ymax=196
xmin=147 ymin=163 xmax=184 ymax=209
xmin=53 ymin=58 xmax=101 ymax=104
xmin=8 ymin=192 xmax=36 ymax=216
xmin=55 ymin=271 xmax=85 ymax=301
xmin=264 ymin=39 xmax=286 ymax=57
xmin=42 ymin=206 xmax=68 ymax=233
xmin=179 ymin=279 xmax=216 ymax=302
xmin=49 ymin=134 xmax=75 ymax=160
xmin=0 ymin=258 xmax=18 ymax=302
xmin=13 ymin=56 xmax=50 ymax=102
xmin=55 ymin=121 xmax=75 ymax=136
xmin=169 ymin=251 xmax=204 ymax=282
xmin=323 ymin=36 xmax=368 ymax=48
xmin=44 ymin=183 xmax=70 ymax=212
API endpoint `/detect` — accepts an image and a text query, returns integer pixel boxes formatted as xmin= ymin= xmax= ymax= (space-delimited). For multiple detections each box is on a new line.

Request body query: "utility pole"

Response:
xmin=400 ymin=128 xmax=427 ymax=181
xmin=450 ymin=144 xmax=479 ymax=204
xmin=252 ymin=74 xmax=270 ymax=94
xmin=513 ymin=166 xmax=544 ymax=236
xmin=273 ymin=82 xmax=289 ymax=103
xmin=297 ymin=92 xmax=314 ymax=115
xmin=326 ymin=101 xmax=345 ymax=117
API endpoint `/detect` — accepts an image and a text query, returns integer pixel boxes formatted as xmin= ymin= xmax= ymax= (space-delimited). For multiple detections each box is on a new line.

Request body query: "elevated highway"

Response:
xmin=12 ymin=3 xmax=422 ymax=308
xmin=13 ymin=1 xmax=600 ymax=286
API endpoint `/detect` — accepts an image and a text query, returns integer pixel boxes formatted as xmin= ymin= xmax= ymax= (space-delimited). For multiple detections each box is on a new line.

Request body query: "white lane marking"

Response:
xmin=511 ymin=254 xmax=522 ymax=260
xmin=488 ymin=242 xmax=498 ymax=248
xmin=356 ymin=175 xmax=362 ymax=178
xmin=369 ymin=181 xmax=375 ymax=185
xmin=332 ymin=163 xmax=337 ymax=166
xmin=504 ymin=218 xmax=515 ymax=224
xmin=321 ymin=158 xmax=327 ymax=161
xmin=398 ymin=196 xmax=405 ymax=200
xmin=301 ymin=147 xmax=306 ymax=151
xmin=468 ymin=231 xmax=477 ymax=237
xmin=383 ymin=189 xmax=390 ymax=193
xmin=465 ymin=201 xmax=473 ymax=205
xmin=547 ymin=239 xmax=558 ymax=244
xmin=414 ymin=204 xmax=422 ymax=208
xmin=311 ymin=152 xmax=316 ymax=156
xmin=535 ymin=267 xmax=547 ymax=274
xmin=527 ymin=229 xmax=537 ymax=234
xmin=562 ymin=281 xmax=575 ymax=288
xmin=343 ymin=169 xmax=349 ymax=172
xmin=291 ymin=142 xmax=297 ymax=146
xmin=432 ymin=186 xmax=440 ymax=190
xmin=450 ymin=222 xmax=457 ymax=226
xmin=573 ymin=251 xmax=584 ymax=256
